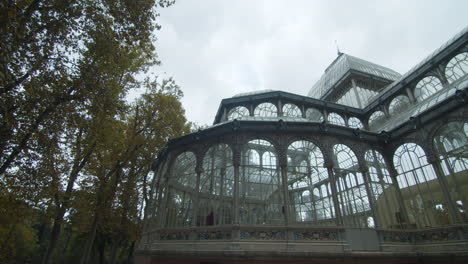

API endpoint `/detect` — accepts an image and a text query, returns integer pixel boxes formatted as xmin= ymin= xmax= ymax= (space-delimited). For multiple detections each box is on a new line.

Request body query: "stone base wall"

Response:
xmin=136 ymin=225 xmax=468 ymax=264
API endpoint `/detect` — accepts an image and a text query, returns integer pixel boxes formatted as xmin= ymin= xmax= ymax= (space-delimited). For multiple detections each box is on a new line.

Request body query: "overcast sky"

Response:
xmin=135 ymin=0 xmax=468 ymax=126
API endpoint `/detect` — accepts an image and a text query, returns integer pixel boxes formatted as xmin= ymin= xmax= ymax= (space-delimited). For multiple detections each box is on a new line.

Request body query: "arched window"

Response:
xmin=414 ymin=76 xmax=444 ymax=101
xmin=166 ymin=151 xmax=197 ymax=227
xmin=365 ymin=150 xmax=400 ymax=228
xmin=305 ymin=108 xmax=324 ymax=122
xmin=328 ymin=112 xmax=345 ymax=126
xmin=333 ymin=144 xmax=371 ymax=227
xmin=388 ymin=95 xmax=411 ymax=115
xmin=173 ymin=152 xmax=197 ymax=187
xmin=445 ymin=52 xmax=468 ymax=83
xmin=433 ymin=121 xmax=468 ymax=223
xmin=393 ymin=143 xmax=446 ymax=227
xmin=282 ymin=103 xmax=302 ymax=118
xmin=287 ymin=140 xmax=334 ymax=224
xmin=240 ymin=139 xmax=283 ymax=225
xmin=198 ymin=144 xmax=234 ymax=226
xmin=368 ymin=111 xmax=386 ymax=131
xmin=227 ymin=106 xmax=249 ymax=120
xmin=246 ymin=149 xmax=260 ymax=165
xmin=348 ymin=117 xmax=363 ymax=129
xmin=262 ymin=151 xmax=277 ymax=168
xmin=254 ymin=102 xmax=277 ymax=117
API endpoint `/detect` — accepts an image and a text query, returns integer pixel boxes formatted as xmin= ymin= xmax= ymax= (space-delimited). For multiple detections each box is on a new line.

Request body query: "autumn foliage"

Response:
xmin=0 ymin=1 xmax=189 ymax=263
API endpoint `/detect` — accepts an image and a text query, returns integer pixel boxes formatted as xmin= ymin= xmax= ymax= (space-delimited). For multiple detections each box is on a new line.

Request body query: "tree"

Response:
xmin=0 ymin=0 xmax=174 ymax=175
xmin=0 ymin=1 xmax=188 ymax=263
xmin=78 ymin=78 xmax=189 ymax=264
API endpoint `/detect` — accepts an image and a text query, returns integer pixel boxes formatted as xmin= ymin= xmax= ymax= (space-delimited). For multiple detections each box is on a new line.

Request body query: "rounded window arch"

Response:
xmin=433 ymin=121 xmax=468 ymax=223
xmin=365 ymin=150 xmax=392 ymax=184
xmin=305 ymin=108 xmax=324 ymax=122
xmin=368 ymin=111 xmax=386 ymax=131
xmin=445 ymin=52 xmax=468 ymax=83
xmin=240 ymin=139 xmax=283 ymax=225
xmin=166 ymin=151 xmax=197 ymax=227
xmin=348 ymin=117 xmax=363 ymax=129
xmin=282 ymin=103 xmax=302 ymax=118
xmin=414 ymin=76 xmax=443 ymax=101
xmin=287 ymin=140 xmax=334 ymax=223
xmin=172 ymin=151 xmax=197 ymax=187
xmin=365 ymin=150 xmax=401 ymax=228
xmin=393 ymin=143 xmax=446 ymax=227
xmin=434 ymin=121 xmax=468 ymax=155
xmin=262 ymin=151 xmax=277 ymax=168
xmin=328 ymin=112 xmax=345 ymax=126
xmin=333 ymin=144 xmax=358 ymax=170
xmin=388 ymin=95 xmax=411 ymax=115
xmin=333 ymin=144 xmax=372 ymax=227
xmin=227 ymin=106 xmax=249 ymax=120
xmin=254 ymin=102 xmax=277 ymax=117
xmin=199 ymin=144 xmax=234 ymax=226
xmin=201 ymin=144 xmax=233 ymax=194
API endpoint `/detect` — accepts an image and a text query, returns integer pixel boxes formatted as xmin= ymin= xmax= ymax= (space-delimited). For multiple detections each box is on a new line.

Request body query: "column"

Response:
xmin=436 ymin=66 xmax=449 ymax=87
xmin=279 ymin=154 xmax=290 ymax=225
xmin=430 ymin=159 xmax=462 ymax=224
xmin=232 ymin=147 xmax=241 ymax=240
xmin=222 ymin=107 xmax=228 ymax=122
xmin=351 ymin=78 xmax=363 ymax=108
xmin=387 ymin=166 xmax=410 ymax=227
xmin=219 ymin=168 xmax=226 ymax=225
xmin=278 ymin=97 xmax=283 ymax=117
xmin=326 ymin=165 xmax=343 ymax=226
xmin=191 ymin=165 xmax=202 ymax=227
xmin=158 ymin=179 xmax=171 ymax=228
xmin=405 ymin=87 xmax=416 ymax=104
xmin=249 ymin=104 xmax=254 ymax=117
xmin=360 ymin=165 xmax=379 ymax=228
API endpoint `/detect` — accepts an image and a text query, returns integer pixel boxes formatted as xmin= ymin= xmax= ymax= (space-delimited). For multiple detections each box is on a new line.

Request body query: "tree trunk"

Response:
xmin=126 ymin=241 xmax=135 ymax=264
xmin=79 ymin=215 xmax=99 ymax=264
xmin=41 ymin=139 xmax=95 ymax=264
xmin=98 ymin=239 xmax=105 ymax=264
xmin=109 ymin=236 xmax=121 ymax=264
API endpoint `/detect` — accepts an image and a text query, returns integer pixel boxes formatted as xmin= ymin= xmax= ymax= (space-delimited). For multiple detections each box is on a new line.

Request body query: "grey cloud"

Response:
xmin=140 ymin=0 xmax=468 ymax=125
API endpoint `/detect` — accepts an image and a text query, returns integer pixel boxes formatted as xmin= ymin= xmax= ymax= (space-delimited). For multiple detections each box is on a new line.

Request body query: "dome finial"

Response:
xmin=335 ymin=40 xmax=343 ymax=56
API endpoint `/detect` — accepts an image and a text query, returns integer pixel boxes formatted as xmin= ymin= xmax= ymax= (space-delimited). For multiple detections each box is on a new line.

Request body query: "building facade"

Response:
xmin=136 ymin=27 xmax=468 ymax=264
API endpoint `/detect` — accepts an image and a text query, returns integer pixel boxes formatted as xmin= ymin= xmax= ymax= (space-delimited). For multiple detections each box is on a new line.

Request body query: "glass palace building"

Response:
xmin=136 ymin=27 xmax=468 ymax=264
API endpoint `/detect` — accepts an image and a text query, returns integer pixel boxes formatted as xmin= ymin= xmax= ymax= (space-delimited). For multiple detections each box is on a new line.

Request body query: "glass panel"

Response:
xmin=368 ymin=111 xmax=386 ymax=131
xmin=388 ymin=95 xmax=411 ymax=115
xmin=166 ymin=151 xmax=197 ymax=227
xmin=365 ymin=150 xmax=401 ymax=228
xmin=356 ymin=85 xmax=379 ymax=108
xmin=393 ymin=143 xmax=447 ymax=227
xmin=336 ymin=85 xmax=360 ymax=108
xmin=414 ymin=76 xmax=443 ymax=101
xmin=305 ymin=108 xmax=324 ymax=122
xmin=287 ymin=140 xmax=335 ymax=225
xmin=348 ymin=117 xmax=363 ymax=129
xmin=433 ymin=121 xmax=468 ymax=223
xmin=445 ymin=52 xmax=468 ymax=83
xmin=172 ymin=152 xmax=197 ymax=187
xmin=282 ymin=103 xmax=302 ymax=118
xmin=199 ymin=144 xmax=234 ymax=226
xmin=254 ymin=103 xmax=278 ymax=117
xmin=333 ymin=144 xmax=371 ymax=227
xmin=227 ymin=106 xmax=249 ymax=120
xmin=240 ymin=139 xmax=283 ymax=225
xmin=328 ymin=112 xmax=345 ymax=126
